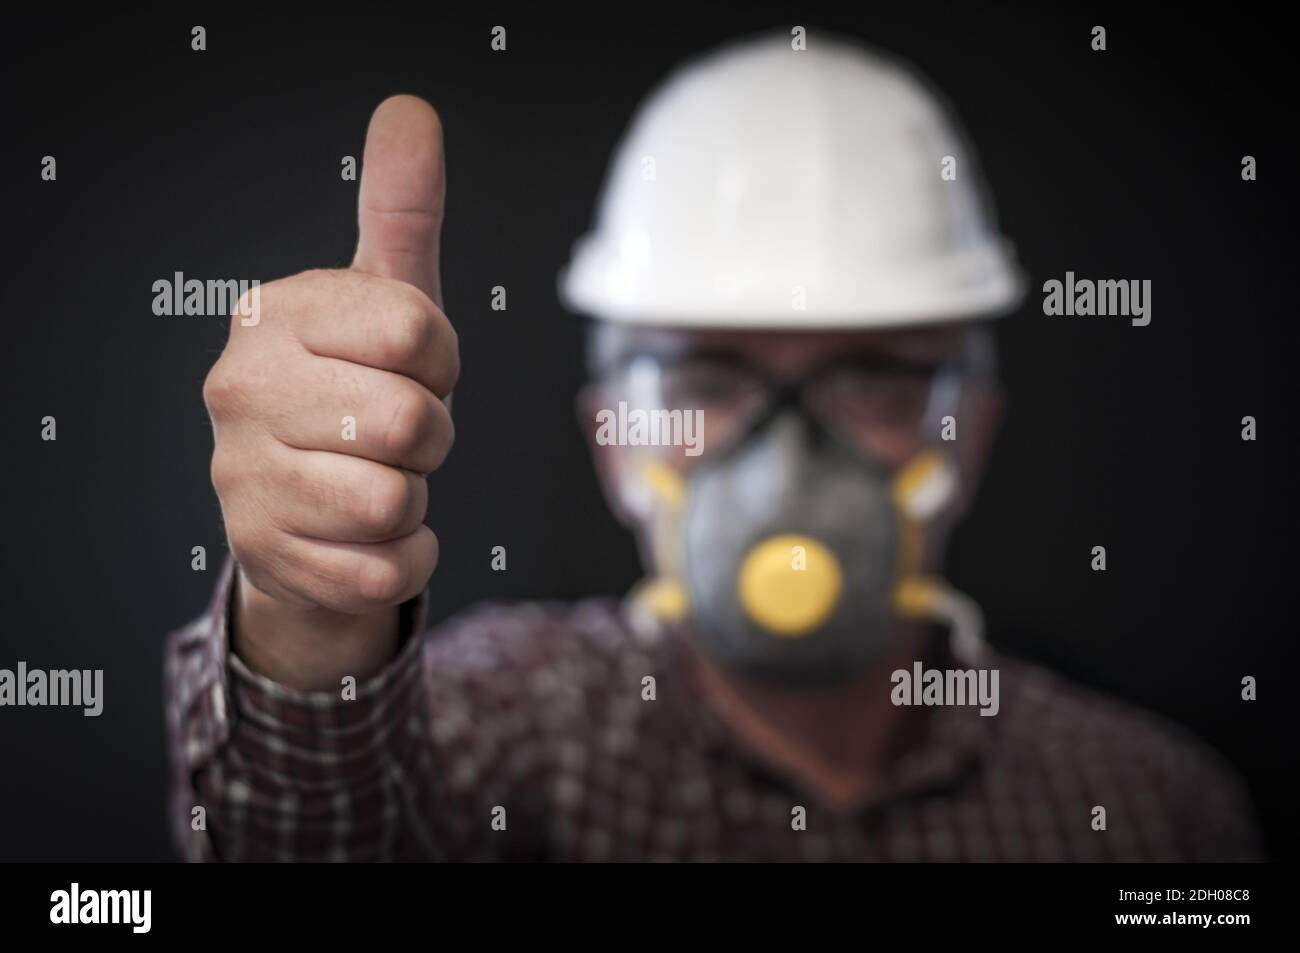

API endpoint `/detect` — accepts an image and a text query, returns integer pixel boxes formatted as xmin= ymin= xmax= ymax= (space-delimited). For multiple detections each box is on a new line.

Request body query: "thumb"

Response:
xmin=351 ymin=95 xmax=445 ymax=306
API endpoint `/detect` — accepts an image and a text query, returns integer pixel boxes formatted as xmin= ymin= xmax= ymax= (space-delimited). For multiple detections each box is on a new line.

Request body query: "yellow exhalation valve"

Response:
xmin=738 ymin=534 xmax=844 ymax=637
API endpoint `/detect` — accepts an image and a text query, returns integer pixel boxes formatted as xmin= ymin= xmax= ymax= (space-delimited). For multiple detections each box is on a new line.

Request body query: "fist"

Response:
xmin=204 ymin=96 xmax=457 ymax=616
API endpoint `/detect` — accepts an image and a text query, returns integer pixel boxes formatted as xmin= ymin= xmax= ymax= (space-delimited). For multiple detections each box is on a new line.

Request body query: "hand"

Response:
xmin=202 ymin=96 xmax=456 ymax=687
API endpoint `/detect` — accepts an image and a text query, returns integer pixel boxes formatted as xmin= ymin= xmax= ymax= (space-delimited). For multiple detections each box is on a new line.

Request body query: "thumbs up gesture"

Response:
xmin=203 ymin=97 xmax=457 ymax=687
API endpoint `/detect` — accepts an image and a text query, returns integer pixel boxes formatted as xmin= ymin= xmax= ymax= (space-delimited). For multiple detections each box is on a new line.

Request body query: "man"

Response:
xmin=166 ymin=33 xmax=1258 ymax=861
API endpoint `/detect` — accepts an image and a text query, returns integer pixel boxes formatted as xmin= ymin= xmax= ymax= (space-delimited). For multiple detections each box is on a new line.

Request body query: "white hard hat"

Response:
xmin=561 ymin=32 xmax=1026 ymax=329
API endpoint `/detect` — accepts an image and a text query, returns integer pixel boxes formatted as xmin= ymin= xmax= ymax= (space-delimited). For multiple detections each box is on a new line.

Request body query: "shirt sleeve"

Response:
xmin=1169 ymin=740 xmax=1264 ymax=863
xmin=164 ymin=556 xmax=437 ymax=862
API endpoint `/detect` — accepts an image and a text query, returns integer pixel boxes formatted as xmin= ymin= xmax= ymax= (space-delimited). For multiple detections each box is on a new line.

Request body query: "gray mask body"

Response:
xmin=681 ymin=411 xmax=902 ymax=687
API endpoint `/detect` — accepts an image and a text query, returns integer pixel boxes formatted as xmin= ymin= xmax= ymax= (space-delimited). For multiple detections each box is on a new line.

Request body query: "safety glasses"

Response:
xmin=598 ymin=351 xmax=966 ymax=469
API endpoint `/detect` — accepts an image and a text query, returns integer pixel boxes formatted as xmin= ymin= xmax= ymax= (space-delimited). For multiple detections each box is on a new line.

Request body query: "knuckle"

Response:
xmin=380 ymin=292 xmax=434 ymax=365
xmin=202 ymin=361 xmax=237 ymax=415
xmin=427 ymin=405 xmax=455 ymax=471
xmin=380 ymin=386 xmax=430 ymax=462
xmin=225 ymin=517 xmax=274 ymax=571
xmin=237 ymin=560 xmax=278 ymax=602
xmin=209 ymin=449 xmax=236 ymax=495
xmin=229 ymin=275 xmax=286 ymax=329
xmin=204 ymin=355 xmax=274 ymax=420
xmin=363 ymin=468 xmax=411 ymax=538
xmin=356 ymin=554 xmax=408 ymax=606
xmin=223 ymin=515 xmax=250 ymax=555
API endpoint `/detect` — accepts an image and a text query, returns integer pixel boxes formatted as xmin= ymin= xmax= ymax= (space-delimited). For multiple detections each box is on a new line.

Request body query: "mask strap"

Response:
xmin=890 ymin=450 xmax=988 ymax=664
xmin=625 ymin=459 xmax=692 ymax=631
xmin=894 ymin=576 xmax=987 ymax=665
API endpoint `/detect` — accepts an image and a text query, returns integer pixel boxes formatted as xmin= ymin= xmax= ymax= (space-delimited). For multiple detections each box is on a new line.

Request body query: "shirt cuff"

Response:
xmin=165 ymin=554 xmax=429 ymax=861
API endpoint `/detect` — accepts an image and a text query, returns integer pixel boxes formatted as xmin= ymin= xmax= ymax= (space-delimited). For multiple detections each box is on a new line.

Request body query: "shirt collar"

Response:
xmin=650 ymin=616 xmax=999 ymax=812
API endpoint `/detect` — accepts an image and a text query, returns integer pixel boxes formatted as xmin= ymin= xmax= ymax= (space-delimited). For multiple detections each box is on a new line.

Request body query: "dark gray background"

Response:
xmin=1 ymin=2 xmax=1294 ymax=860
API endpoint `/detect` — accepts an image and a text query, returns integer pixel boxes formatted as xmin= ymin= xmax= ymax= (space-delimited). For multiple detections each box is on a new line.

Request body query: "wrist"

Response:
xmin=232 ymin=568 xmax=402 ymax=691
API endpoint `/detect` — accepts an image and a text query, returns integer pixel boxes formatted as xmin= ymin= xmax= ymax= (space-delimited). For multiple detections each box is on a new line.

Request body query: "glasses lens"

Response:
xmin=805 ymin=362 xmax=951 ymax=464
xmin=608 ymin=357 xmax=769 ymax=465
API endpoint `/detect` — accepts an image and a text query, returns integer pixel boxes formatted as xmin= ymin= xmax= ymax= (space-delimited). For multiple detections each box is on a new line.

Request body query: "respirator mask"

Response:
xmin=611 ymin=348 xmax=986 ymax=687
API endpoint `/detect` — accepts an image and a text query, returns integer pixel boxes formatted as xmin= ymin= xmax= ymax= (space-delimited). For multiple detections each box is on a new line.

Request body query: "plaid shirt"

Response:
xmin=165 ymin=558 xmax=1259 ymax=862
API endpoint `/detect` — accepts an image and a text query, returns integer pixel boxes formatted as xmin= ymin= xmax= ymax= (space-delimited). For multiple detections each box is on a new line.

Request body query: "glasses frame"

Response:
xmin=601 ymin=350 xmax=970 ymax=465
